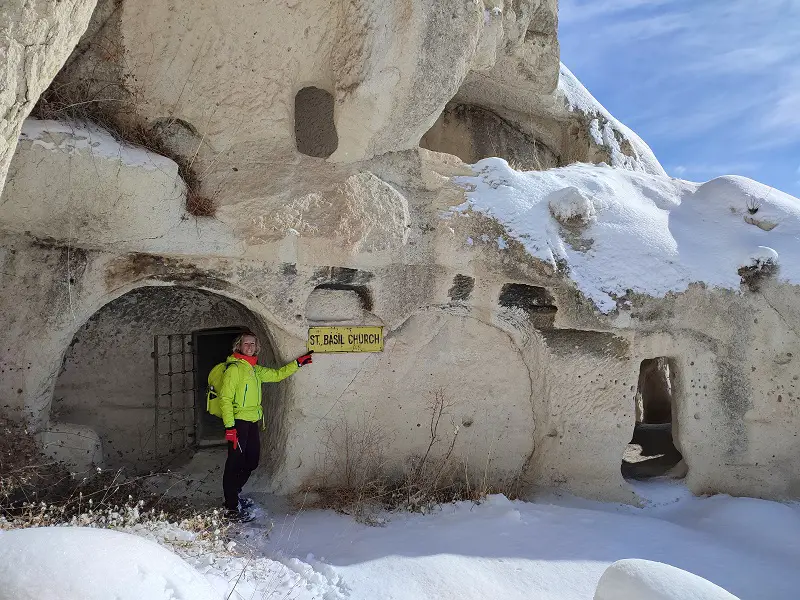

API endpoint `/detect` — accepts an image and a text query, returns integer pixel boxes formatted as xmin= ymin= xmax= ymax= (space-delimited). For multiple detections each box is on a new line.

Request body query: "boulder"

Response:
xmin=594 ymin=559 xmax=740 ymax=600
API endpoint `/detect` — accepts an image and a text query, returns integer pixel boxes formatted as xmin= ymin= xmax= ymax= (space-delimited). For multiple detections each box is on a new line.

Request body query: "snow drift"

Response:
xmin=593 ymin=559 xmax=739 ymax=600
xmin=455 ymin=159 xmax=800 ymax=312
xmin=0 ymin=527 xmax=217 ymax=600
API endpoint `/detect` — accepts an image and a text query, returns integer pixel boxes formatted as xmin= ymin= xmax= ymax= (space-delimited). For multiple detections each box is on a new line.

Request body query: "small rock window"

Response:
xmin=294 ymin=87 xmax=338 ymax=158
xmin=498 ymin=283 xmax=557 ymax=328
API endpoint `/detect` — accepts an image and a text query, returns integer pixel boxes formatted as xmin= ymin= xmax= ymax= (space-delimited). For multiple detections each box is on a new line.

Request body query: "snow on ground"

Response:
xmin=0 ymin=516 xmax=347 ymax=600
xmin=258 ymin=482 xmax=800 ymax=600
xmin=123 ymin=517 xmax=347 ymax=600
xmin=454 ymin=159 xmax=800 ymax=312
xmin=0 ymin=527 xmax=218 ymax=600
xmin=1 ymin=482 xmax=798 ymax=599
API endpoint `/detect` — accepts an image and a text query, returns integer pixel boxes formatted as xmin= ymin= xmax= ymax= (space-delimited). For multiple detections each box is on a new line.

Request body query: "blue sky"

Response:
xmin=558 ymin=0 xmax=800 ymax=195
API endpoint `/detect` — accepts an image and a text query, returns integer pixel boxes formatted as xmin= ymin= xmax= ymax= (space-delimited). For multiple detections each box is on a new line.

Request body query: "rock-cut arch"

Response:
xmin=33 ymin=282 xmax=290 ymax=475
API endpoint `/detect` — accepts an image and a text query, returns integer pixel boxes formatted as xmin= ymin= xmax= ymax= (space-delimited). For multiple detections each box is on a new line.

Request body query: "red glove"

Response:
xmin=296 ymin=352 xmax=313 ymax=367
xmin=225 ymin=428 xmax=238 ymax=450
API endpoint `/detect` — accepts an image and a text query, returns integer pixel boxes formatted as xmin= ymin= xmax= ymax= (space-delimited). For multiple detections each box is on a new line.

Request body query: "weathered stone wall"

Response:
xmin=630 ymin=283 xmax=800 ymax=501
xmin=0 ymin=220 xmax=799 ymax=501
xmin=0 ymin=0 xmax=97 ymax=193
xmin=0 ymin=0 xmax=798 ymax=506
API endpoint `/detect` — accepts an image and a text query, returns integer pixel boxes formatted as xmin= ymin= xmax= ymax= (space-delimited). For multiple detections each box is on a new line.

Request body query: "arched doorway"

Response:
xmin=51 ymin=286 xmax=274 ymax=470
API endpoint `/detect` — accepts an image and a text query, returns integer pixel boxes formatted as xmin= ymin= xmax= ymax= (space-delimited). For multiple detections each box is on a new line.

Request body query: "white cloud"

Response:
xmin=600 ymin=13 xmax=692 ymax=43
xmin=760 ymin=75 xmax=800 ymax=141
xmin=668 ymin=163 xmax=760 ymax=179
xmin=559 ymin=0 xmax=800 ymax=147
xmin=560 ymin=0 xmax=674 ymax=24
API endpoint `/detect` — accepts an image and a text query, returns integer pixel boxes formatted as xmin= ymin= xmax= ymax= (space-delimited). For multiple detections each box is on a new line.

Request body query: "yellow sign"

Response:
xmin=307 ymin=326 xmax=384 ymax=353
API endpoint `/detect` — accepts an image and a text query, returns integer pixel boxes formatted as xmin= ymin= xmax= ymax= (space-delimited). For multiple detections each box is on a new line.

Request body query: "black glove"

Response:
xmin=296 ymin=352 xmax=313 ymax=367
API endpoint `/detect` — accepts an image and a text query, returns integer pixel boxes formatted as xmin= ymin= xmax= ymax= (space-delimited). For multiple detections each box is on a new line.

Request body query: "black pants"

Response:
xmin=222 ymin=420 xmax=260 ymax=510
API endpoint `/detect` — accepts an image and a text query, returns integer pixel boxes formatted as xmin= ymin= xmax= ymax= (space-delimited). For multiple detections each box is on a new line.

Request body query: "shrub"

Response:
xmin=738 ymin=255 xmax=778 ymax=292
xmin=299 ymin=389 xmax=528 ymax=523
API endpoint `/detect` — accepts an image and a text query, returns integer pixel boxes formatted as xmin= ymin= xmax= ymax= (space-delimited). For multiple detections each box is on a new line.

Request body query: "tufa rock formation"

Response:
xmin=0 ymin=0 xmax=797 ymax=506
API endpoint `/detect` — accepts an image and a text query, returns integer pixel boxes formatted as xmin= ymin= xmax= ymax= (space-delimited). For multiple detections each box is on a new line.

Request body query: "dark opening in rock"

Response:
xmin=295 ymin=87 xmax=338 ymax=158
xmin=498 ymin=283 xmax=557 ymax=328
xmin=310 ymin=267 xmax=374 ymax=311
xmin=53 ymin=287 xmax=276 ymax=470
xmin=449 ymin=274 xmax=475 ymax=301
xmin=621 ymin=358 xmax=685 ymax=480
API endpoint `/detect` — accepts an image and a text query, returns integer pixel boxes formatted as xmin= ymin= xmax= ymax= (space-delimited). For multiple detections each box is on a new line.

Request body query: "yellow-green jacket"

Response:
xmin=218 ymin=356 xmax=298 ymax=428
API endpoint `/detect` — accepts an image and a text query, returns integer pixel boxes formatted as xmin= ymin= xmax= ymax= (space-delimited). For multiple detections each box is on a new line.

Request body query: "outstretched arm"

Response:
xmin=254 ymin=353 xmax=312 ymax=382
xmin=254 ymin=361 xmax=299 ymax=383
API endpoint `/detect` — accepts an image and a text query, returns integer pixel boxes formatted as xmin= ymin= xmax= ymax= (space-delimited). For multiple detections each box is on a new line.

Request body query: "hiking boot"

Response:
xmin=225 ymin=507 xmax=256 ymax=523
xmin=238 ymin=497 xmax=255 ymax=510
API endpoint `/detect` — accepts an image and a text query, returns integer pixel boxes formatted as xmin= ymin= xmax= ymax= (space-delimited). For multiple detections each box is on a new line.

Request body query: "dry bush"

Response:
xmin=33 ymin=72 xmax=215 ymax=217
xmin=0 ymin=416 xmax=62 ymax=508
xmin=392 ymin=388 xmax=462 ymax=513
xmin=738 ymin=257 xmax=778 ymax=292
xmin=300 ymin=389 xmax=530 ymax=523
xmin=0 ymin=416 xmax=231 ymax=533
xmin=299 ymin=407 xmax=392 ymax=524
xmin=185 ymin=192 xmax=216 ymax=217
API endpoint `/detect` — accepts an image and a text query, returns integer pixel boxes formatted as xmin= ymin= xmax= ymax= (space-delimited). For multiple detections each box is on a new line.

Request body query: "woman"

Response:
xmin=219 ymin=332 xmax=313 ymax=521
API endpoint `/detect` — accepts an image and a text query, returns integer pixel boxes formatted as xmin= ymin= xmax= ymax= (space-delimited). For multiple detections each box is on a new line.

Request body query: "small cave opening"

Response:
xmin=294 ymin=86 xmax=338 ymax=158
xmin=621 ymin=358 xmax=685 ymax=480
xmin=498 ymin=283 xmax=557 ymax=328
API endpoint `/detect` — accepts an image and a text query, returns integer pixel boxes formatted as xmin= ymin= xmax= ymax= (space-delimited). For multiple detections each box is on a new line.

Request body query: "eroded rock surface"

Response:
xmin=0 ymin=0 xmax=797 ymax=507
xmin=0 ymin=0 xmax=97 ymax=192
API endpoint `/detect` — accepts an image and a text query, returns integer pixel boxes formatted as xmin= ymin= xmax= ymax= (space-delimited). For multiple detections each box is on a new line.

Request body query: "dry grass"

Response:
xmin=33 ymin=76 xmax=215 ymax=217
xmin=299 ymin=390 xmax=528 ymax=523
xmin=0 ymin=416 xmax=231 ymax=532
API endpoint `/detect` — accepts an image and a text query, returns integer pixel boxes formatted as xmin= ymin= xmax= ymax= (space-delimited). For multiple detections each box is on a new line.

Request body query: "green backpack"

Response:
xmin=206 ymin=360 xmax=237 ymax=418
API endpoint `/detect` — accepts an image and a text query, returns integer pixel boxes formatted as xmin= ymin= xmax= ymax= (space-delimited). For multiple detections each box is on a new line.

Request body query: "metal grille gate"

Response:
xmin=154 ymin=334 xmax=196 ymax=458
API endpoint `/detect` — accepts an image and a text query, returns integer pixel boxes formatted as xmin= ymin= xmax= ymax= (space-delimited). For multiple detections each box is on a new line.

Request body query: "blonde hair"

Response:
xmin=232 ymin=332 xmax=260 ymax=355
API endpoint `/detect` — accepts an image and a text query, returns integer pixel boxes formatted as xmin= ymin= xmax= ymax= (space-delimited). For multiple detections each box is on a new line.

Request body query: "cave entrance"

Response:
xmin=621 ymin=358 xmax=685 ymax=480
xmin=420 ymin=103 xmax=560 ymax=171
xmin=192 ymin=327 xmax=249 ymax=446
xmin=52 ymin=286 xmax=272 ymax=470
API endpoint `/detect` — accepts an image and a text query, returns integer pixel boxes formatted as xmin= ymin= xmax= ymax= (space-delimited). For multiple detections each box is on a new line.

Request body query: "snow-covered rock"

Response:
xmin=4 ymin=119 xmax=183 ymax=244
xmin=558 ymin=64 xmax=666 ymax=177
xmin=0 ymin=527 xmax=218 ymax=600
xmin=456 ymin=159 xmax=800 ymax=312
xmin=594 ymin=559 xmax=740 ymax=600
xmin=1 ymin=118 xmax=239 ymax=254
xmin=740 ymin=246 xmax=779 ymax=272
xmin=548 ymin=186 xmax=597 ymax=225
